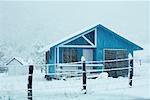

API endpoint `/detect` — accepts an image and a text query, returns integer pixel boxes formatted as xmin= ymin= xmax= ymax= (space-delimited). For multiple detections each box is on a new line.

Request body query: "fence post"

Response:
xmin=129 ymin=59 xmax=133 ymax=87
xmin=81 ymin=56 xmax=86 ymax=94
xmin=128 ymin=53 xmax=133 ymax=87
xmin=28 ymin=65 xmax=34 ymax=100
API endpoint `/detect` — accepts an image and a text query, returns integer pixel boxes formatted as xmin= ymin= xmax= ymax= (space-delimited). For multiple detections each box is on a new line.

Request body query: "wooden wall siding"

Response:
xmin=104 ymin=50 xmax=128 ymax=78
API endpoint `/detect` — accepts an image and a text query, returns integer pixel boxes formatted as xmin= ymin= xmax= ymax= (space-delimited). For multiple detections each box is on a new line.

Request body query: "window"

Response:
xmin=62 ymin=48 xmax=78 ymax=63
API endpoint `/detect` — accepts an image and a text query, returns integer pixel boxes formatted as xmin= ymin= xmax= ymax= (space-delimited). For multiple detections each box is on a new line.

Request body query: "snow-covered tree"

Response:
xmin=0 ymin=40 xmax=46 ymax=68
xmin=30 ymin=41 xmax=45 ymax=65
xmin=0 ymin=41 xmax=13 ymax=65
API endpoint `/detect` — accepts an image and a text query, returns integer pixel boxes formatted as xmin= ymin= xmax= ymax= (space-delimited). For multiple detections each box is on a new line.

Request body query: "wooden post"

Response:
xmin=28 ymin=65 xmax=34 ymax=100
xmin=81 ymin=56 xmax=86 ymax=94
xmin=129 ymin=59 xmax=133 ymax=87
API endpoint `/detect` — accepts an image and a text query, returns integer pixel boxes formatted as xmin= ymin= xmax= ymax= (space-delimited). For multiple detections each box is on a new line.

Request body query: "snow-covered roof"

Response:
xmin=40 ymin=23 xmax=143 ymax=52
xmin=40 ymin=23 xmax=99 ymax=52
xmin=6 ymin=57 xmax=28 ymax=65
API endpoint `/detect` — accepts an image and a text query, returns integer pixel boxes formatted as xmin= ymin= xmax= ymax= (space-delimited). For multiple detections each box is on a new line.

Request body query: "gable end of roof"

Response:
xmin=98 ymin=24 xmax=143 ymax=50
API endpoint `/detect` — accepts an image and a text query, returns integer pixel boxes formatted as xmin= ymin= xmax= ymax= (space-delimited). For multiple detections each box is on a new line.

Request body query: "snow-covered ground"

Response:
xmin=0 ymin=61 xmax=149 ymax=100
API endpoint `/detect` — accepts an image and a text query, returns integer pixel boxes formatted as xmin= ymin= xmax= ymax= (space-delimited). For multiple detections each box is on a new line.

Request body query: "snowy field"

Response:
xmin=0 ymin=62 xmax=149 ymax=100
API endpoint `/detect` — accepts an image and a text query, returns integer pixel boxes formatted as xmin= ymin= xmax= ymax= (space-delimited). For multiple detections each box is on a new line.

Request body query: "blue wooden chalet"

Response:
xmin=44 ymin=24 xmax=143 ymax=79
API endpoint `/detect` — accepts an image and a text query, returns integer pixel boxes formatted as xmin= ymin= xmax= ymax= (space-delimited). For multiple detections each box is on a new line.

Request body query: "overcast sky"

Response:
xmin=0 ymin=1 xmax=149 ymax=56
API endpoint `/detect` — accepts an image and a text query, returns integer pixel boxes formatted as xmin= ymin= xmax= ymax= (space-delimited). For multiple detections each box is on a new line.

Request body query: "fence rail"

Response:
xmin=0 ymin=58 xmax=135 ymax=67
xmin=0 ymin=58 xmax=148 ymax=100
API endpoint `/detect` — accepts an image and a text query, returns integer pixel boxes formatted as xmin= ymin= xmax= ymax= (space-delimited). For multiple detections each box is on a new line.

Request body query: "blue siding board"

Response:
xmin=59 ymin=48 xmax=63 ymax=63
xmin=93 ymin=49 xmax=97 ymax=61
xmin=77 ymin=48 xmax=83 ymax=61
xmin=48 ymin=47 xmax=55 ymax=78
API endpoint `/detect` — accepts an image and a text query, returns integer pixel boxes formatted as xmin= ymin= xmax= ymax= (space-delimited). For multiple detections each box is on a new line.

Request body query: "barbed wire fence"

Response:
xmin=0 ymin=57 xmax=149 ymax=100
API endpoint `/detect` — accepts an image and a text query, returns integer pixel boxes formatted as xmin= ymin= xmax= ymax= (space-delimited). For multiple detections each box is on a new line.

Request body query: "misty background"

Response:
xmin=0 ymin=1 xmax=149 ymax=63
